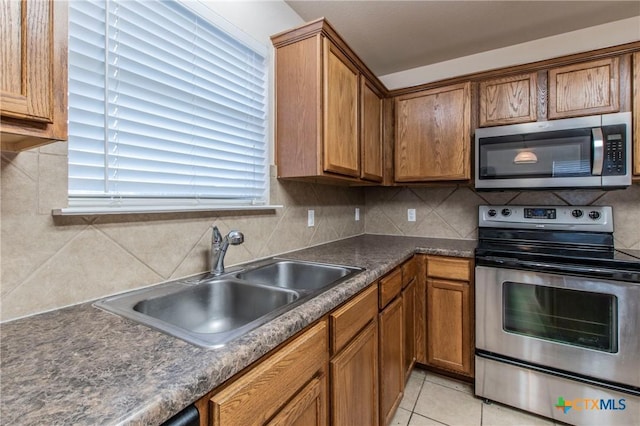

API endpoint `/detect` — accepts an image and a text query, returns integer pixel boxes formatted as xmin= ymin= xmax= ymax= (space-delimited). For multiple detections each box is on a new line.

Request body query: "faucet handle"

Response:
xmin=212 ymin=226 xmax=223 ymax=244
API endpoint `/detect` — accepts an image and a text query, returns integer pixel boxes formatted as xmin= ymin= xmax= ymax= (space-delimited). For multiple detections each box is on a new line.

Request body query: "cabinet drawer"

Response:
xmin=379 ymin=268 xmax=403 ymax=309
xmin=401 ymin=257 xmax=417 ymax=288
xmin=427 ymin=257 xmax=471 ymax=281
xmin=330 ymin=284 xmax=378 ymax=355
xmin=210 ymin=320 xmax=328 ymax=426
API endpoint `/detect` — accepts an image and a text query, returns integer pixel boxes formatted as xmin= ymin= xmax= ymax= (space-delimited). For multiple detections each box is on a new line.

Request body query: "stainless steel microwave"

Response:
xmin=475 ymin=112 xmax=631 ymax=190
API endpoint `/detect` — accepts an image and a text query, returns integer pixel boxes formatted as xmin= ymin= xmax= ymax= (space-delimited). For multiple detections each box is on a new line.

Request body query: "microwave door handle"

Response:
xmin=592 ymin=127 xmax=604 ymax=175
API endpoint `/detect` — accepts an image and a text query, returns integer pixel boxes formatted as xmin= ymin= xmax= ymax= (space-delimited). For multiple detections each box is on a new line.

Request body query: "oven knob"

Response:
xmin=488 ymin=209 xmax=497 ymax=217
xmin=501 ymin=208 xmax=512 ymax=217
xmin=571 ymin=209 xmax=584 ymax=218
xmin=589 ymin=211 xmax=601 ymax=220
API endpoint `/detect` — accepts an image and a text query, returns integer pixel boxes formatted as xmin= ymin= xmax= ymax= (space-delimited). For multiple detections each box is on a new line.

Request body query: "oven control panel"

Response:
xmin=479 ymin=205 xmax=613 ymax=232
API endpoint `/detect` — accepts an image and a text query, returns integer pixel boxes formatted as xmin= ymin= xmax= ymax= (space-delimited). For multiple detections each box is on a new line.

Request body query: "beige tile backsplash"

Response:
xmin=365 ymin=185 xmax=640 ymax=249
xmin=1 ymin=141 xmax=639 ymax=321
xmin=0 ymin=142 xmax=365 ymax=321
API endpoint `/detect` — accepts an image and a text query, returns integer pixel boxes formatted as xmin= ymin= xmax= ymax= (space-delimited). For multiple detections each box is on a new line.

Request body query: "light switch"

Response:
xmin=308 ymin=209 xmax=315 ymax=227
xmin=355 ymin=208 xmax=360 ymax=221
xmin=408 ymin=209 xmax=416 ymax=222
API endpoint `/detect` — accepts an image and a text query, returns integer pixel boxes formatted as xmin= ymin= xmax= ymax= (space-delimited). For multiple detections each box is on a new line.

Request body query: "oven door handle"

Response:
xmin=505 ymin=258 xmax=618 ymax=276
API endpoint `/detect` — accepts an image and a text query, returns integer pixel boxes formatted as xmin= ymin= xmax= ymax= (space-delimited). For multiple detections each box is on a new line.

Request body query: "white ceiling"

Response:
xmin=285 ymin=1 xmax=640 ymax=77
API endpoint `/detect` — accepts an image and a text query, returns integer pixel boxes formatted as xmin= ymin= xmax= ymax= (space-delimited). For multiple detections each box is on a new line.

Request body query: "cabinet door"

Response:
xmin=414 ymin=256 xmax=427 ymax=365
xmin=548 ymin=58 xmax=620 ymax=119
xmin=633 ymin=52 xmax=640 ymax=176
xmin=210 ymin=321 xmax=327 ymax=426
xmin=395 ymin=82 xmax=471 ymax=181
xmin=1 ymin=0 xmax=52 ymax=122
xmin=323 ymin=38 xmax=359 ymax=177
xmin=479 ymin=73 xmax=537 ymax=126
xmin=360 ymin=77 xmax=383 ymax=182
xmin=331 ymin=320 xmax=378 ymax=426
xmin=402 ymin=278 xmax=416 ymax=381
xmin=426 ymin=278 xmax=472 ymax=376
xmin=267 ymin=376 xmax=327 ymax=426
xmin=1 ymin=0 xmax=67 ymax=150
xmin=379 ymin=297 xmax=404 ymax=426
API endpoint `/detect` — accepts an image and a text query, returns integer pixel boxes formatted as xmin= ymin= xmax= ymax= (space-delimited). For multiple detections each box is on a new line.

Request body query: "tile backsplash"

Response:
xmin=1 ymin=142 xmax=639 ymax=321
xmin=365 ymin=185 xmax=640 ymax=250
xmin=0 ymin=143 xmax=364 ymax=321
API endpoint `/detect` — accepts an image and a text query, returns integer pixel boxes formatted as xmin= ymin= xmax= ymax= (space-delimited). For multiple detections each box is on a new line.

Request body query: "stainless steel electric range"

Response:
xmin=474 ymin=205 xmax=640 ymax=426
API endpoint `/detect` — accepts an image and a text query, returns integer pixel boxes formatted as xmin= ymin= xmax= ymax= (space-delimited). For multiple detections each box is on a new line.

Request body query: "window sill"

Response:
xmin=52 ymin=205 xmax=282 ymax=216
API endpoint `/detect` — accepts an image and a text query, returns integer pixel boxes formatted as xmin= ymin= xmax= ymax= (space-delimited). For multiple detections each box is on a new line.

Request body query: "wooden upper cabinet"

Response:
xmin=548 ymin=58 xmax=620 ymax=119
xmin=479 ymin=73 xmax=537 ymax=126
xmin=395 ymin=82 xmax=471 ymax=182
xmin=1 ymin=0 xmax=68 ymax=151
xmin=360 ymin=77 xmax=384 ymax=182
xmin=271 ymin=19 xmax=386 ymax=184
xmin=633 ymin=52 xmax=640 ymax=176
xmin=323 ymin=39 xmax=360 ymax=177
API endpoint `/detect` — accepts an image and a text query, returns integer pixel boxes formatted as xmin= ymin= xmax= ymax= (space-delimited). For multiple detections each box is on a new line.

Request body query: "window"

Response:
xmin=67 ymin=0 xmax=268 ymax=212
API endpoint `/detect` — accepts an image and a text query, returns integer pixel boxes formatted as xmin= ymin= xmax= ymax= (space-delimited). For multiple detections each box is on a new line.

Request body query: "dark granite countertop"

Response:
xmin=0 ymin=235 xmax=475 ymax=425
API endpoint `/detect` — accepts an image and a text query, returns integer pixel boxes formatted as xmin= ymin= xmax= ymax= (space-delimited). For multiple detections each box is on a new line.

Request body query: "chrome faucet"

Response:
xmin=210 ymin=226 xmax=245 ymax=276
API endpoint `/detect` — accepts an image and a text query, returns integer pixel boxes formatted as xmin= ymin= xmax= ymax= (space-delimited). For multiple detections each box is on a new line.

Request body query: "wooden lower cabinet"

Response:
xmin=208 ymin=320 xmax=328 ymax=426
xmin=330 ymin=320 xmax=379 ymax=426
xmin=379 ymin=297 xmax=404 ymax=426
xmin=414 ymin=256 xmax=428 ymax=365
xmin=198 ymin=256 xmax=431 ymax=426
xmin=267 ymin=376 xmax=325 ymax=426
xmin=425 ymin=256 xmax=474 ymax=377
xmin=402 ymin=278 xmax=416 ymax=381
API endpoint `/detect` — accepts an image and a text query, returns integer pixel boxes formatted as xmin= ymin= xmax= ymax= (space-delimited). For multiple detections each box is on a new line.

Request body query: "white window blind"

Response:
xmin=67 ymin=0 xmax=268 ymax=211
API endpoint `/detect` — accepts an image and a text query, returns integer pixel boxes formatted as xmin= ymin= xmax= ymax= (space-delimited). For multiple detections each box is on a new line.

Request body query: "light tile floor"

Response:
xmin=392 ymin=369 xmax=560 ymax=426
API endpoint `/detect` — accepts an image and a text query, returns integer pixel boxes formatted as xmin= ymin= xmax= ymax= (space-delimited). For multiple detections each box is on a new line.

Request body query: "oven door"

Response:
xmin=476 ymin=265 xmax=640 ymax=389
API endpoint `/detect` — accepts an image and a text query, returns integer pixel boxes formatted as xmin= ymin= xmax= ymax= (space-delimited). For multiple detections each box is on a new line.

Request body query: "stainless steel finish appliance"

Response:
xmin=474 ymin=205 xmax=640 ymax=426
xmin=475 ymin=112 xmax=631 ymax=190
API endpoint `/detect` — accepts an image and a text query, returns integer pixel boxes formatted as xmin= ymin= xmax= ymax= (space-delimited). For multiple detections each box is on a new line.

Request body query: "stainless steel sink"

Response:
xmin=95 ymin=258 xmax=363 ymax=348
xmin=133 ymin=279 xmax=298 ymax=334
xmin=235 ymin=259 xmax=358 ymax=291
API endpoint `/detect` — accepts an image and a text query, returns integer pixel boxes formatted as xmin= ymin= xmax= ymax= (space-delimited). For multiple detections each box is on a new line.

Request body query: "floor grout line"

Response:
xmin=400 ymin=369 xmax=559 ymax=426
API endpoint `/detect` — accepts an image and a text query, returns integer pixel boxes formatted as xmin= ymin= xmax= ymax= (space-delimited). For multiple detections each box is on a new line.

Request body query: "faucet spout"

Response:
xmin=210 ymin=226 xmax=244 ymax=276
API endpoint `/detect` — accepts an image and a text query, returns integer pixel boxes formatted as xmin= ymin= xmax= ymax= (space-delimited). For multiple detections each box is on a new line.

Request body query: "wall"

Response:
xmin=380 ymin=16 xmax=640 ymax=90
xmin=365 ymin=185 xmax=640 ymax=250
xmin=0 ymin=146 xmax=365 ymax=321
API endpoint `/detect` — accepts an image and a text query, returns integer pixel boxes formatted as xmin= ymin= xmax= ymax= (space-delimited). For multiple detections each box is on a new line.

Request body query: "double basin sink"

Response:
xmin=95 ymin=259 xmax=363 ymax=348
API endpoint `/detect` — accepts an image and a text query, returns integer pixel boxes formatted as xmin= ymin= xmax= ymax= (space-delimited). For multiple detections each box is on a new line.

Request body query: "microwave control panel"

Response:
xmin=602 ymin=124 xmax=626 ymax=175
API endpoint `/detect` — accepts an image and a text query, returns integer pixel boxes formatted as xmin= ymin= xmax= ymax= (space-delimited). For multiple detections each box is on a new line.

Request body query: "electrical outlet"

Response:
xmin=308 ymin=209 xmax=315 ymax=227
xmin=355 ymin=208 xmax=360 ymax=221
xmin=407 ymin=208 xmax=416 ymax=222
